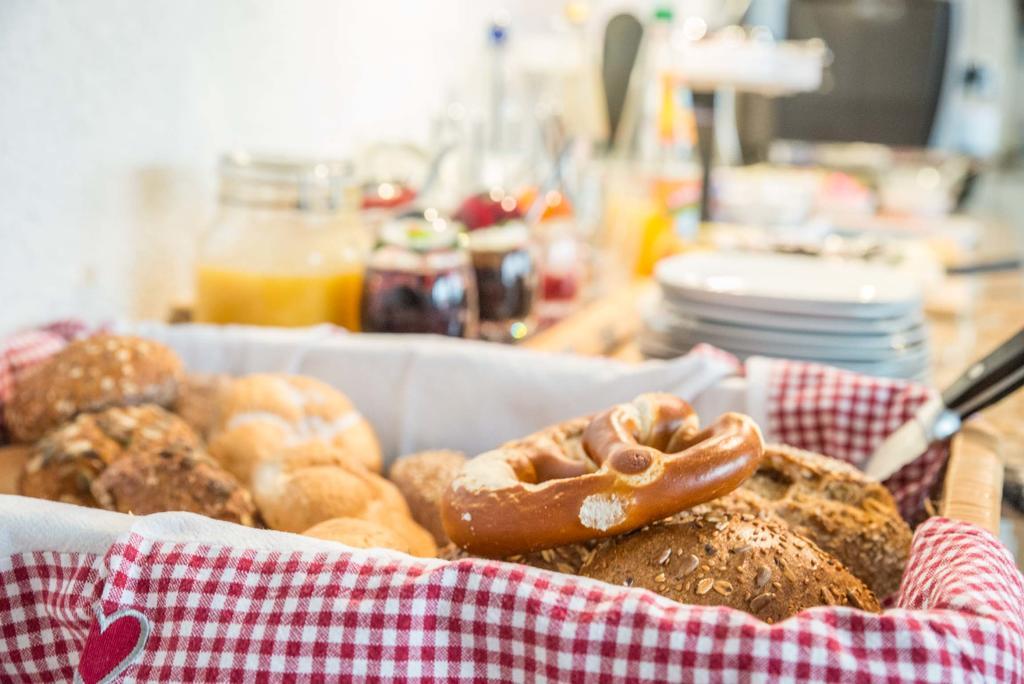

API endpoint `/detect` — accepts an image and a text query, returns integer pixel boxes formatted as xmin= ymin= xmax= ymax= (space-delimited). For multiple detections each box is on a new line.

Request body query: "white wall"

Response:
xmin=0 ymin=0 xmax=560 ymax=335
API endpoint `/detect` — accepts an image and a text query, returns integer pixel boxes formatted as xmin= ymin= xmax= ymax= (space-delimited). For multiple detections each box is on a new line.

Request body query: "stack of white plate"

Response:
xmin=641 ymin=252 xmax=929 ymax=380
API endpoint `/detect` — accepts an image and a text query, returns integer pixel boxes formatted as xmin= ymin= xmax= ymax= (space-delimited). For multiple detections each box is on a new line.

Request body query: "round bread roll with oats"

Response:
xmin=20 ymin=404 xmax=201 ymax=507
xmin=388 ymin=450 xmax=467 ymax=545
xmin=208 ymin=374 xmax=381 ymax=483
xmin=5 ymin=334 xmax=184 ymax=443
xmin=302 ymin=517 xmax=414 ymax=554
xmin=251 ymin=442 xmax=435 ymax=557
xmin=580 ymin=509 xmax=880 ymax=623
xmin=740 ymin=444 xmax=912 ymax=598
xmin=90 ymin=446 xmax=257 ymax=526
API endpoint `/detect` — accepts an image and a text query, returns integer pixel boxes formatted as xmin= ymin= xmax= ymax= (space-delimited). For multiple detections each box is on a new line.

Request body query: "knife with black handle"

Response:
xmin=865 ymin=326 xmax=1024 ymax=480
xmin=942 ymin=327 xmax=1024 ymax=414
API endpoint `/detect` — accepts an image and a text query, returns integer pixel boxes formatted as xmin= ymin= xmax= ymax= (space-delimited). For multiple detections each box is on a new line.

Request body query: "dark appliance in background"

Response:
xmin=776 ymin=0 xmax=951 ymax=147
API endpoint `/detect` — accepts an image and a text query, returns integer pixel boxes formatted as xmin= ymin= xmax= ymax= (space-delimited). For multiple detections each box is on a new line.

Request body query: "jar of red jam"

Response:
xmin=360 ymin=216 xmax=478 ymax=337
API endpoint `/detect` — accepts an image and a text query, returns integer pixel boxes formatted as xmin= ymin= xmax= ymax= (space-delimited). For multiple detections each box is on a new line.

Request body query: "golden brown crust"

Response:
xmin=580 ymin=509 xmax=880 ymax=622
xmin=442 ymin=394 xmax=765 ymax=558
xmin=20 ymin=405 xmax=201 ymax=507
xmin=741 ymin=444 xmax=912 ymax=597
xmin=208 ymin=374 xmax=381 ymax=483
xmin=0 ymin=445 xmax=31 ymax=495
xmin=251 ymin=442 xmax=436 ymax=557
xmin=302 ymin=517 xmax=413 ymax=553
xmin=90 ymin=447 xmax=257 ymax=526
xmin=6 ymin=334 xmax=183 ymax=443
xmin=173 ymin=374 xmax=230 ymax=441
xmin=388 ymin=450 xmax=467 ymax=545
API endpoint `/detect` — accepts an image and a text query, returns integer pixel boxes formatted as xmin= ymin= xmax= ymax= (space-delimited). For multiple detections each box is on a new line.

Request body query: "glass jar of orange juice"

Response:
xmin=195 ymin=153 xmax=371 ymax=330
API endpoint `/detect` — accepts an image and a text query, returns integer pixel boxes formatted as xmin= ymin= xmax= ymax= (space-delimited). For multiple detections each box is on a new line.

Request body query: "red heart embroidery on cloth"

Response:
xmin=75 ymin=605 xmax=150 ymax=684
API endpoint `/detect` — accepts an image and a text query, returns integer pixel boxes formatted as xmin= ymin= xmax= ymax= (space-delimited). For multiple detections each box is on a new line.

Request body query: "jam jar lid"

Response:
xmin=379 ymin=215 xmax=465 ymax=253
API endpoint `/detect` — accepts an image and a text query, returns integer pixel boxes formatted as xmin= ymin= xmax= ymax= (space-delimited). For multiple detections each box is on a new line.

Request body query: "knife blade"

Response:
xmin=864 ymin=326 xmax=1024 ymax=481
xmin=864 ymin=396 xmax=961 ymax=480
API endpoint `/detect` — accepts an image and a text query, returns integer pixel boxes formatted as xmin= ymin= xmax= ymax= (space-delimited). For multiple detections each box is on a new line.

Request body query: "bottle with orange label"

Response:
xmin=606 ymin=5 xmax=702 ymax=277
xmin=194 ymin=154 xmax=371 ymax=329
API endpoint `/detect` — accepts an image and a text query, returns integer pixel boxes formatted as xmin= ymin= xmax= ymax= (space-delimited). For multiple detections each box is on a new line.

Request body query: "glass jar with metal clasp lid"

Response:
xmin=360 ymin=214 xmax=478 ymax=337
xmin=194 ymin=153 xmax=371 ymax=330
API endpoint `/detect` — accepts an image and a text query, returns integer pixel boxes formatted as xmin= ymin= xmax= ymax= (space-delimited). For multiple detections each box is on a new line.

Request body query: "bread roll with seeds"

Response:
xmin=740 ymin=444 xmax=912 ymax=597
xmin=90 ymin=447 xmax=257 ymax=526
xmin=208 ymin=374 xmax=381 ymax=482
xmin=389 ymin=450 xmax=467 ymax=545
xmin=5 ymin=334 xmax=184 ymax=443
xmin=580 ymin=510 xmax=880 ymax=623
xmin=20 ymin=405 xmax=201 ymax=507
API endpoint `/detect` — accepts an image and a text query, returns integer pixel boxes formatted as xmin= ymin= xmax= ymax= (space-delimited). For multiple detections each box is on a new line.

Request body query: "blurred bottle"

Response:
xmin=606 ymin=5 xmax=702 ymax=277
xmin=455 ymin=18 xmax=538 ymax=342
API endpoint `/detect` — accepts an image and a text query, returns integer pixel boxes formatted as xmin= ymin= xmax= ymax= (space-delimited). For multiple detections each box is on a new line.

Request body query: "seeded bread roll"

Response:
xmin=6 ymin=334 xmax=183 ymax=443
xmin=389 ymin=450 xmax=467 ymax=545
xmin=20 ymin=405 xmax=201 ymax=507
xmin=90 ymin=447 xmax=257 ymax=526
xmin=303 ymin=517 xmax=414 ymax=554
xmin=741 ymin=444 xmax=912 ymax=598
xmin=580 ymin=510 xmax=880 ymax=623
xmin=251 ymin=442 xmax=436 ymax=557
xmin=209 ymin=374 xmax=381 ymax=482
xmin=173 ymin=373 xmax=230 ymax=441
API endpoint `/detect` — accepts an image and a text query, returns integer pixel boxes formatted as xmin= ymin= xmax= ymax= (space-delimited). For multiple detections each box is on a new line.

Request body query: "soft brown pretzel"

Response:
xmin=441 ymin=393 xmax=765 ymax=557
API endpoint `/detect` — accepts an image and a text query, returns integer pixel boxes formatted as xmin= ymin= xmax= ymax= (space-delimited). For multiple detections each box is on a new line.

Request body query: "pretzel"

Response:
xmin=441 ymin=393 xmax=765 ymax=557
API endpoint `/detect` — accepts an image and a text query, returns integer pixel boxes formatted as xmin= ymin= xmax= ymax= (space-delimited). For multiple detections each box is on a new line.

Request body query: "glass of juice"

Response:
xmin=195 ymin=154 xmax=371 ymax=329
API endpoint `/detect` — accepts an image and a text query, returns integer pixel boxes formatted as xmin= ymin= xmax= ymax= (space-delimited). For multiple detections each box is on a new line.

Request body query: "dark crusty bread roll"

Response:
xmin=741 ymin=444 xmax=912 ymax=598
xmin=388 ymin=450 xmax=467 ymax=545
xmin=90 ymin=446 xmax=257 ymax=526
xmin=580 ymin=509 xmax=880 ymax=623
xmin=6 ymin=334 xmax=183 ymax=442
xmin=20 ymin=404 xmax=201 ymax=507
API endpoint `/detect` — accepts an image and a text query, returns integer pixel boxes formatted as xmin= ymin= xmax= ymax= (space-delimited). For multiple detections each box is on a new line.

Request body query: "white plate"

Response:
xmin=659 ymin=296 xmax=925 ymax=335
xmin=655 ymin=252 xmax=922 ymax=319
xmin=638 ymin=334 xmax=929 ymax=380
xmin=645 ymin=302 xmax=928 ymax=351
xmin=646 ymin=324 xmax=928 ymax=361
xmin=641 ymin=324 xmax=930 ymax=364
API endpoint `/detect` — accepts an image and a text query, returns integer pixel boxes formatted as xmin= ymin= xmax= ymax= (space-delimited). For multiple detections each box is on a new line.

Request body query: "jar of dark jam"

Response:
xmin=360 ymin=217 xmax=478 ymax=337
xmin=466 ymin=223 xmax=537 ymax=342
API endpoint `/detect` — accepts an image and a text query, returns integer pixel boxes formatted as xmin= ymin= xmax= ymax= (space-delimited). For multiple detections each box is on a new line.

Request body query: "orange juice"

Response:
xmin=195 ymin=266 xmax=364 ymax=330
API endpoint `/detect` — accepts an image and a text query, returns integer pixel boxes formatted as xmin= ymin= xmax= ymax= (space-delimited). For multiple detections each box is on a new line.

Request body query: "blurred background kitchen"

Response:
xmin=2 ymin=1 xmax=1023 ymax=552
xmin=1 ymin=0 xmax=1020 ymax=333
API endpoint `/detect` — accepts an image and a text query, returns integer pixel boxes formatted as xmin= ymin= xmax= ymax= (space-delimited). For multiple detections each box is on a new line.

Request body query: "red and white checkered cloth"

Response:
xmin=2 ymin=518 xmax=1022 ymax=682
xmin=1 ymin=324 xmax=1022 ymax=682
